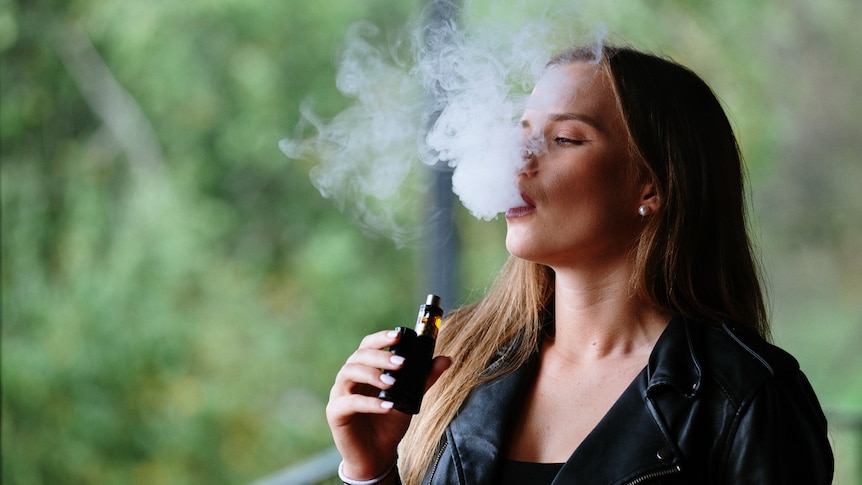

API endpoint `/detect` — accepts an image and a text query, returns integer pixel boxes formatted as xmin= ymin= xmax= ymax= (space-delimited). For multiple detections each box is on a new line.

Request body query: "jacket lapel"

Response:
xmin=552 ymin=370 xmax=682 ymax=484
xmin=446 ymin=356 xmax=538 ymax=485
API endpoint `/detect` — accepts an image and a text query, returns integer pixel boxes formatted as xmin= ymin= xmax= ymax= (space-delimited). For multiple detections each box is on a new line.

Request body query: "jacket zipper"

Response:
xmin=425 ymin=439 xmax=447 ymax=483
xmin=625 ymin=464 xmax=682 ymax=484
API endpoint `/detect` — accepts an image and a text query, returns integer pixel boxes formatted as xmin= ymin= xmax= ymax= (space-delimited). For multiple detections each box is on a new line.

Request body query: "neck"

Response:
xmin=548 ymin=264 xmax=670 ymax=362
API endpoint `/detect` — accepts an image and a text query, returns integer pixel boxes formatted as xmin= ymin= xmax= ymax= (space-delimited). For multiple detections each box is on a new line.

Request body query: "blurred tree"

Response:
xmin=2 ymin=0 xmax=423 ymax=483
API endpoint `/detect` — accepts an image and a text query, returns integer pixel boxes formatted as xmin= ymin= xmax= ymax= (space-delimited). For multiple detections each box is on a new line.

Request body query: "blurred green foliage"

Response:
xmin=2 ymin=0 xmax=860 ymax=484
xmin=2 ymin=0 xmax=426 ymax=483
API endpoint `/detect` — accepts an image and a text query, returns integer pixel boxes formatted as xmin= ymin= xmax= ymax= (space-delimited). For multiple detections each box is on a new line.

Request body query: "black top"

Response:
xmin=496 ymin=459 xmax=564 ymax=485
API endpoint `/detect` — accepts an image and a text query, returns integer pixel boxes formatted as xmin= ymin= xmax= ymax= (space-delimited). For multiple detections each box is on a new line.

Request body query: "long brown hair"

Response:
xmin=600 ymin=46 xmax=769 ymax=338
xmin=399 ymin=45 xmax=769 ymax=483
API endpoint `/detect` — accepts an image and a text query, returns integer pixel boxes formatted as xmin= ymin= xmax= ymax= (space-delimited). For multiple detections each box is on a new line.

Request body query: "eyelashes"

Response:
xmin=553 ymin=136 xmax=589 ymax=146
xmin=520 ymin=131 xmax=590 ymax=158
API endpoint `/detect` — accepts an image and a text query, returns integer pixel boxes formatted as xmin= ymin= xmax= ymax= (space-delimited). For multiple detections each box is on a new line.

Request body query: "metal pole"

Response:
xmin=422 ymin=0 xmax=462 ymax=309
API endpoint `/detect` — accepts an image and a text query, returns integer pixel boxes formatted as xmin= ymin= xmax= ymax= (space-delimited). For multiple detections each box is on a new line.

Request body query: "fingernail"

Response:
xmin=380 ymin=373 xmax=396 ymax=385
xmin=380 ymin=400 xmax=394 ymax=409
xmin=387 ymin=330 xmax=399 ymax=339
xmin=389 ymin=355 xmax=405 ymax=366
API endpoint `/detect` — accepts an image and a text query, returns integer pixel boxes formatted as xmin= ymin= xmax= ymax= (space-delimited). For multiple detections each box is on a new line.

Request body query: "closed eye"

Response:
xmin=554 ymin=137 xmax=588 ymax=146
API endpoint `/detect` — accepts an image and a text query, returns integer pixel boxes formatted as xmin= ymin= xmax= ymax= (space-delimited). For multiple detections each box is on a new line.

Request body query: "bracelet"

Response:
xmin=337 ymin=460 xmax=397 ymax=485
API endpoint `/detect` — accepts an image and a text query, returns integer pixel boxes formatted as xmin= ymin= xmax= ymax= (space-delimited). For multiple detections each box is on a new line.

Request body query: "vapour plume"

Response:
xmin=281 ymin=8 xmax=602 ymax=245
xmin=415 ymin=19 xmax=542 ymax=222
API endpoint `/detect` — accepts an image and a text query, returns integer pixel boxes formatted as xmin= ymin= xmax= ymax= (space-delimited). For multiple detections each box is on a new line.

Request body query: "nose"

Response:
xmin=520 ymin=148 xmax=538 ymax=175
xmin=519 ymin=131 xmax=543 ymax=175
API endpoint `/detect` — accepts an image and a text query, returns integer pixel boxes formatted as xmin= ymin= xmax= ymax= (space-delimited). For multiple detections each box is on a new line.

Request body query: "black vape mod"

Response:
xmin=378 ymin=294 xmax=444 ymax=414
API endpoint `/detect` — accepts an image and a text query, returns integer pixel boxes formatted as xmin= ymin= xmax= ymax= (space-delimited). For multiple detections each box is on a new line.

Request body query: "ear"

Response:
xmin=638 ymin=182 xmax=660 ymax=214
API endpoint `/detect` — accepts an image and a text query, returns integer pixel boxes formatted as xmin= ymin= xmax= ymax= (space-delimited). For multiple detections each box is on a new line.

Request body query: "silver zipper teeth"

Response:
xmin=626 ymin=464 xmax=682 ymax=485
xmin=426 ymin=439 xmax=447 ymax=483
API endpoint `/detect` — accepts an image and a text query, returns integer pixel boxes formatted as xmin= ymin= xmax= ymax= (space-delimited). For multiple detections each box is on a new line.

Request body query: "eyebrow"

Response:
xmin=521 ymin=112 xmax=604 ymax=131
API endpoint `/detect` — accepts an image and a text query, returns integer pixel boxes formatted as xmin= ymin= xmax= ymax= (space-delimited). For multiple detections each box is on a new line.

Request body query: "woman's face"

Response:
xmin=505 ymin=62 xmax=646 ymax=270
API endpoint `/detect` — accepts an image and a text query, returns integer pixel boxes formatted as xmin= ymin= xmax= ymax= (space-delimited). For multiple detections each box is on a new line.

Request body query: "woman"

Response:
xmin=326 ymin=45 xmax=834 ymax=484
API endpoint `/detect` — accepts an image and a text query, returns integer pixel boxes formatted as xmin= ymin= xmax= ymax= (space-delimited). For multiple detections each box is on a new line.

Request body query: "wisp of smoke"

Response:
xmin=279 ymin=22 xmax=424 ymax=244
xmin=281 ymin=7 xmax=601 ymax=245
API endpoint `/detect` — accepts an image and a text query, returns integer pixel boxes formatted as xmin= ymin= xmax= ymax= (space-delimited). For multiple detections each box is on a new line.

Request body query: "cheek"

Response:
xmin=593 ymin=156 xmax=636 ymax=204
xmin=553 ymin=173 xmax=597 ymax=214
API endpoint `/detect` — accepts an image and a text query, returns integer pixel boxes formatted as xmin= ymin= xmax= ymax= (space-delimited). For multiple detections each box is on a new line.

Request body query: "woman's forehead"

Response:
xmin=524 ymin=63 xmax=616 ymax=124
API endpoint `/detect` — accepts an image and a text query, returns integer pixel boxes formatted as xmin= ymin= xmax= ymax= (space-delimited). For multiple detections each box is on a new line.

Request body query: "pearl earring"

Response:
xmin=638 ymin=205 xmax=651 ymax=217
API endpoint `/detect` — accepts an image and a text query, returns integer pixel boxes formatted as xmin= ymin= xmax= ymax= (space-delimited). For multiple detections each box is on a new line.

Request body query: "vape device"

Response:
xmin=378 ymin=294 xmax=444 ymax=414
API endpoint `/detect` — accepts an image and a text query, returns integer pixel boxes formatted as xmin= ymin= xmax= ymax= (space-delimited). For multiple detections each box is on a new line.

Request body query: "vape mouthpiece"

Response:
xmin=426 ymin=294 xmax=441 ymax=307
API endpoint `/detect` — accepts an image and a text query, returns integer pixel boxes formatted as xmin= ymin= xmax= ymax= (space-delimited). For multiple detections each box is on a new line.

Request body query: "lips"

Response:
xmin=506 ymin=192 xmax=536 ymax=219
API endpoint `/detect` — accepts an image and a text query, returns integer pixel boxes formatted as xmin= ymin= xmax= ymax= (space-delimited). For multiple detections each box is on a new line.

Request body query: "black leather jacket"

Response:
xmin=418 ymin=316 xmax=833 ymax=484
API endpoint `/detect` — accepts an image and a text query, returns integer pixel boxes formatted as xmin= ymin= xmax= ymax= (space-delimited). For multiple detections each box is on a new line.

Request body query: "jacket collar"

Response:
xmin=646 ymin=315 xmax=703 ymax=398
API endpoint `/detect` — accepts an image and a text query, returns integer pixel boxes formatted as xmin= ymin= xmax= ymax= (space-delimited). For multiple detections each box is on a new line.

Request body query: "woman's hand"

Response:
xmin=326 ymin=329 xmax=451 ymax=481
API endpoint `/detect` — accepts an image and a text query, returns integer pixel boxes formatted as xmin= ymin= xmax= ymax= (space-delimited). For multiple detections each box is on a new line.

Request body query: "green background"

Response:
xmin=2 ymin=0 xmax=860 ymax=483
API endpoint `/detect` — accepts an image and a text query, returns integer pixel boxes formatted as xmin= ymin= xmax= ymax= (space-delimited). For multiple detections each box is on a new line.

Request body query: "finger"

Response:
xmin=358 ymin=329 xmax=402 ymax=350
xmin=344 ymin=348 xmax=406 ymax=370
xmin=326 ymin=393 xmax=396 ymax=423
xmin=332 ymin=362 xmax=400 ymax=397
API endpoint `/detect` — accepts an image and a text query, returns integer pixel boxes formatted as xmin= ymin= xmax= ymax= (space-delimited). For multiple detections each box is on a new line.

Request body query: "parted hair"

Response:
xmin=398 ymin=45 xmax=768 ymax=484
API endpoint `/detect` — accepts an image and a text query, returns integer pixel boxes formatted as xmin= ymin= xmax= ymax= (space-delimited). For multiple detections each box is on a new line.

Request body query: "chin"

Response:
xmin=505 ymin=234 xmax=539 ymax=262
